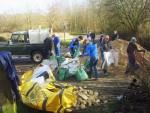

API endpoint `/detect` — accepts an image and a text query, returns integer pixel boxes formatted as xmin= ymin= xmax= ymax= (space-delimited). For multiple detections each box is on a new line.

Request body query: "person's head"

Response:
xmin=78 ymin=36 xmax=83 ymax=41
xmin=88 ymin=31 xmax=92 ymax=34
xmin=105 ymin=35 xmax=110 ymax=41
xmin=130 ymin=37 xmax=137 ymax=44
xmin=90 ymin=32 xmax=95 ymax=39
xmin=83 ymin=39 xmax=90 ymax=45
xmin=114 ymin=30 xmax=117 ymax=34
xmin=100 ymin=34 xmax=104 ymax=38
xmin=51 ymin=34 xmax=55 ymax=38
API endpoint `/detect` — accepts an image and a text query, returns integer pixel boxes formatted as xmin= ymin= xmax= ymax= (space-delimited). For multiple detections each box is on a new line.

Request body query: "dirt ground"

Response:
xmin=13 ymin=39 xmax=150 ymax=113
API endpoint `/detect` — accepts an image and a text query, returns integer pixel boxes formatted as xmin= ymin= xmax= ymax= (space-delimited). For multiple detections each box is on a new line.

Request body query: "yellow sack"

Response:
xmin=19 ymin=70 xmax=77 ymax=113
xmin=21 ymin=70 xmax=33 ymax=84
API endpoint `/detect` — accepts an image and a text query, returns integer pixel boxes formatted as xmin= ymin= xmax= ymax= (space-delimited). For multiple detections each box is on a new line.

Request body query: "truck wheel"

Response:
xmin=31 ymin=51 xmax=43 ymax=63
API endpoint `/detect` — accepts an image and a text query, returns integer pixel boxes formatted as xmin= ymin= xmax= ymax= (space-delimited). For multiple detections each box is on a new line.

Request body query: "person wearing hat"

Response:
xmin=125 ymin=37 xmax=145 ymax=75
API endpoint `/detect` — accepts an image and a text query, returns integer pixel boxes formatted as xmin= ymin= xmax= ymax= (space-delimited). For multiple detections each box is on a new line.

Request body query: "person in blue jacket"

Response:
xmin=52 ymin=34 xmax=61 ymax=56
xmin=0 ymin=51 xmax=20 ymax=100
xmin=82 ymin=40 xmax=99 ymax=79
xmin=69 ymin=36 xmax=83 ymax=58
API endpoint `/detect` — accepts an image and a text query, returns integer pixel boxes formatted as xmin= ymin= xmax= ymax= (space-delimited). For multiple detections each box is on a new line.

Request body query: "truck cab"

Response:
xmin=0 ymin=29 xmax=49 ymax=63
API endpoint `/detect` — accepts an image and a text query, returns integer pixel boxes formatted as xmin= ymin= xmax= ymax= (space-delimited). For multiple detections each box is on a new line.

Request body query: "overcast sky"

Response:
xmin=0 ymin=0 xmax=86 ymax=14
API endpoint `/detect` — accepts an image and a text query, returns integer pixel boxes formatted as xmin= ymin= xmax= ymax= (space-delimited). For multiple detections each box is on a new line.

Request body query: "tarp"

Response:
xmin=19 ymin=64 xmax=77 ymax=113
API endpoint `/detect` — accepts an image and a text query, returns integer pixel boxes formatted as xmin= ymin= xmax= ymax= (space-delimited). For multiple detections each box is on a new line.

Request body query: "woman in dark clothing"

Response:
xmin=125 ymin=37 xmax=145 ymax=75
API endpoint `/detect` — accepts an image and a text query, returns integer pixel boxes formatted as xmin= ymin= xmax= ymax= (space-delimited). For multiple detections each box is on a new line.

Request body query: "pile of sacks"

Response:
xmin=43 ymin=56 xmax=89 ymax=81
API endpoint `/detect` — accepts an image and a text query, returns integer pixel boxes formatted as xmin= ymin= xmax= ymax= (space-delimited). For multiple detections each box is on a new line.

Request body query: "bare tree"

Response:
xmin=106 ymin=0 xmax=150 ymax=33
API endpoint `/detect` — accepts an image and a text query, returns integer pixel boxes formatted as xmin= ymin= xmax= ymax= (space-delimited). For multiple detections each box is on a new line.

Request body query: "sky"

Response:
xmin=0 ymin=0 xmax=86 ymax=14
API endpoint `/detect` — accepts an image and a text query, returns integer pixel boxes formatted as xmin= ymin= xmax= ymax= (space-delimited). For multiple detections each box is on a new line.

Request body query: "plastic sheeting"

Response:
xmin=61 ymin=58 xmax=80 ymax=75
xmin=104 ymin=49 xmax=119 ymax=66
xmin=31 ymin=64 xmax=55 ymax=84
xmin=19 ymin=67 xmax=77 ymax=113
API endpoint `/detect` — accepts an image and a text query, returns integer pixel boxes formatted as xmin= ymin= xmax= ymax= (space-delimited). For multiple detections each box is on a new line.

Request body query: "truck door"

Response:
xmin=10 ymin=34 xmax=27 ymax=55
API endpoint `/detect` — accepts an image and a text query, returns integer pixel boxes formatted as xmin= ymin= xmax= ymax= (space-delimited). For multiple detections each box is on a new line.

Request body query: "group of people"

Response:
xmin=44 ymin=30 xmax=145 ymax=80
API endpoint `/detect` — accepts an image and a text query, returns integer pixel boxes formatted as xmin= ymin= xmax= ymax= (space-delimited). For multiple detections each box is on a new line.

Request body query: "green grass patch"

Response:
xmin=70 ymin=32 xmax=87 ymax=36
xmin=61 ymin=39 xmax=71 ymax=47
xmin=2 ymin=101 xmax=51 ymax=113
xmin=1 ymin=99 xmax=121 ymax=113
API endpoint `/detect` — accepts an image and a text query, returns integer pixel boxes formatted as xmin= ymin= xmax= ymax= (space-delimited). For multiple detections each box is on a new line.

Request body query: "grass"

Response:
xmin=2 ymin=101 xmax=51 ymax=113
xmin=1 ymin=99 xmax=121 ymax=113
xmin=61 ymin=39 xmax=71 ymax=47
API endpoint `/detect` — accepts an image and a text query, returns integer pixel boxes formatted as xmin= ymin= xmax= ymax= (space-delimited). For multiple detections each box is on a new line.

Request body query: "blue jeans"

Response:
xmin=54 ymin=46 xmax=61 ymax=56
xmin=89 ymin=57 xmax=98 ymax=78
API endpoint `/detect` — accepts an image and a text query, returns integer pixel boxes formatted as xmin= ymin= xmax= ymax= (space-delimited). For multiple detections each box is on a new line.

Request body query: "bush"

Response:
xmin=0 ymin=36 xmax=7 ymax=41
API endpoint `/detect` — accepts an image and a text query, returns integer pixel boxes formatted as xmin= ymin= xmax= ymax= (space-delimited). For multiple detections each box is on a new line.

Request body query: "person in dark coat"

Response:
xmin=44 ymin=36 xmax=53 ymax=59
xmin=125 ymin=37 xmax=145 ymax=75
xmin=90 ymin=32 xmax=96 ymax=42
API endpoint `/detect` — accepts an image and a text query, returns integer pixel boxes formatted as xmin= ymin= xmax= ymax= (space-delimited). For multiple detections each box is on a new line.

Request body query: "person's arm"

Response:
xmin=135 ymin=44 xmax=145 ymax=53
xmin=137 ymin=49 xmax=145 ymax=52
xmin=81 ymin=44 xmax=90 ymax=56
